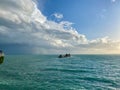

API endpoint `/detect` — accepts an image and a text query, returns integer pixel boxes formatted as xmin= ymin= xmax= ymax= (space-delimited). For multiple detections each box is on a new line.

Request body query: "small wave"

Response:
xmin=77 ymin=76 xmax=118 ymax=86
xmin=41 ymin=68 xmax=93 ymax=73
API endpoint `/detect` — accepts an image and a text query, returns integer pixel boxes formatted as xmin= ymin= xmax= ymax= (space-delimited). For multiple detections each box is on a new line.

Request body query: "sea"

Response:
xmin=0 ymin=55 xmax=120 ymax=90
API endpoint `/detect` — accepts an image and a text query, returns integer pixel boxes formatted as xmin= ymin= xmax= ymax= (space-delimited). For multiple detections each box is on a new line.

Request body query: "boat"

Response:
xmin=58 ymin=54 xmax=71 ymax=58
xmin=0 ymin=50 xmax=4 ymax=64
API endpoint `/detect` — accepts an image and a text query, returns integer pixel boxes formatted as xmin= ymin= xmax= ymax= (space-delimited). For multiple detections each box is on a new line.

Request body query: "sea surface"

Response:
xmin=0 ymin=55 xmax=120 ymax=90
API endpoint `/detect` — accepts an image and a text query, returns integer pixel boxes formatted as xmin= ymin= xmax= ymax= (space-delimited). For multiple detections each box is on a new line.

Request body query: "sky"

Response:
xmin=0 ymin=0 xmax=120 ymax=54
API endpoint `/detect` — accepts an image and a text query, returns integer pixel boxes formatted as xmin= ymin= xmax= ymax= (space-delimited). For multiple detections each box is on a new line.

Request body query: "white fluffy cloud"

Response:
xmin=49 ymin=13 xmax=63 ymax=22
xmin=0 ymin=0 xmax=120 ymax=54
xmin=53 ymin=13 xmax=63 ymax=19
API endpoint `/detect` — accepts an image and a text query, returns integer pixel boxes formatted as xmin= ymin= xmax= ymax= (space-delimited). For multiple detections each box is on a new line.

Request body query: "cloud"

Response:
xmin=53 ymin=13 xmax=63 ymax=19
xmin=49 ymin=13 xmax=63 ymax=22
xmin=0 ymin=0 xmax=120 ymax=54
xmin=111 ymin=0 xmax=116 ymax=3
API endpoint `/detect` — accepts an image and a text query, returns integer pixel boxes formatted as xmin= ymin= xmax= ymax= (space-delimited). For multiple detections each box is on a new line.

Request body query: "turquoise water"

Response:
xmin=0 ymin=55 xmax=120 ymax=90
